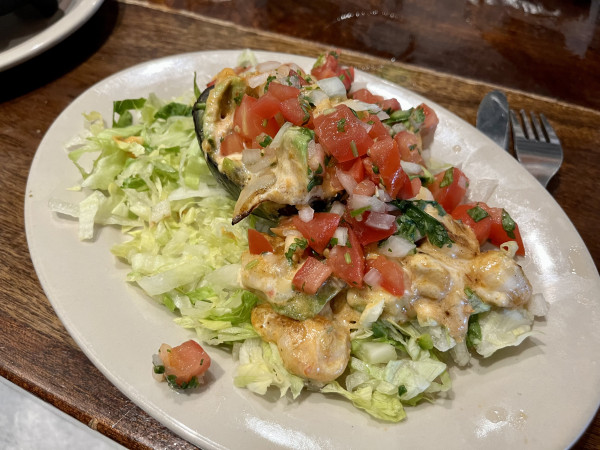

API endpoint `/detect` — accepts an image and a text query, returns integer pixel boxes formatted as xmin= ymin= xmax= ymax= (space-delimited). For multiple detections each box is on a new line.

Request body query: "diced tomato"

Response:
xmin=397 ymin=175 xmax=422 ymax=200
xmin=338 ymin=157 xmax=365 ymax=183
xmin=365 ymin=115 xmax=389 ymax=141
xmin=253 ymin=92 xmax=281 ymax=118
xmin=338 ymin=67 xmax=354 ymax=91
xmin=327 ymin=227 xmax=364 ymax=287
xmin=366 ymin=255 xmax=405 ymax=296
xmin=451 ymin=203 xmax=492 ymax=245
xmin=234 ymin=95 xmax=280 ymax=140
xmin=368 ymin=137 xmax=406 ymax=197
xmin=314 ymin=104 xmax=373 ymax=163
xmin=279 ymin=97 xmax=310 ymax=126
xmin=353 ymin=179 xmax=377 ymax=196
xmin=352 ymin=88 xmax=383 ymax=105
xmin=418 ymin=103 xmax=439 ymax=147
xmin=486 ymin=206 xmax=525 ymax=256
xmin=311 ymin=51 xmax=354 ymax=91
xmin=292 ymin=256 xmax=333 ymax=295
xmin=394 ymin=131 xmax=424 ymax=165
xmin=267 ymin=82 xmax=300 ymax=101
xmin=220 ymin=132 xmax=245 ymax=156
xmin=428 ymin=167 xmax=469 ymax=212
xmin=351 ymin=89 xmax=399 ymax=112
xmin=379 ymin=98 xmax=401 ymax=113
xmin=311 ymin=52 xmax=341 ymax=80
xmin=292 ymin=212 xmax=341 ymax=254
xmin=344 ymin=210 xmax=397 ymax=246
xmin=248 ymin=228 xmax=274 ymax=254
xmin=362 ymin=157 xmax=381 ymax=185
xmin=158 ymin=340 xmax=211 ymax=386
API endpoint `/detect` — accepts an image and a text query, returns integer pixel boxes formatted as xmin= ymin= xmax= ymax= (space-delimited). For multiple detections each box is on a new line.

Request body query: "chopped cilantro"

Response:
xmin=285 ymin=238 xmax=308 ymax=263
xmin=439 ymin=167 xmax=454 ymax=188
xmin=337 ymin=118 xmax=347 ymax=132
xmin=501 ymin=209 xmax=517 ymax=239
xmin=467 ymin=205 xmax=489 ymax=222
xmin=259 ymin=135 xmax=272 ymax=147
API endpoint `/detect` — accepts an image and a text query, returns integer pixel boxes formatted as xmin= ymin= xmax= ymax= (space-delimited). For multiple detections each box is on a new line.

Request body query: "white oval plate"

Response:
xmin=0 ymin=0 xmax=103 ymax=71
xmin=25 ymin=50 xmax=600 ymax=449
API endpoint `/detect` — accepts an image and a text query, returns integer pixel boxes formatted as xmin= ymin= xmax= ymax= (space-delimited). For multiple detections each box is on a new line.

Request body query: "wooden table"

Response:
xmin=1 ymin=0 xmax=598 ymax=448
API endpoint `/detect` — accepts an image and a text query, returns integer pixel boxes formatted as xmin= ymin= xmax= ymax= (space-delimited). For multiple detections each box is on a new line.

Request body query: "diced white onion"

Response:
xmin=400 ymin=160 xmax=423 ymax=175
xmin=329 ymin=201 xmax=345 ymax=216
xmin=378 ymin=235 xmax=416 ymax=258
xmin=333 ymin=227 xmax=348 ymax=247
xmin=363 ymin=267 xmax=382 ymax=288
xmin=392 ymin=123 xmax=407 ymax=134
xmin=359 ymin=120 xmax=373 ymax=133
xmin=376 ymin=110 xmax=390 ymax=120
xmin=317 ymin=77 xmax=346 ymax=98
xmin=306 ymin=89 xmax=329 ymax=106
xmin=376 ymin=187 xmax=393 ymax=203
xmin=271 ymin=122 xmax=293 ymax=148
xmin=365 ymin=211 xmax=396 ymax=230
xmin=340 ymin=99 xmax=381 ymax=113
xmin=348 ymin=194 xmax=386 ymax=213
xmin=256 ymin=61 xmax=281 ymax=72
xmin=298 ymin=205 xmax=314 ymax=222
xmin=247 ymin=72 xmax=270 ymax=88
xmin=336 ymin=168 xmax=357 ymax=193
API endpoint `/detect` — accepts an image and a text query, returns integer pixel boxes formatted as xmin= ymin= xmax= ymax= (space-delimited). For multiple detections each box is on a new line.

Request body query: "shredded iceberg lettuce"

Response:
xmin=51 ymin=83 xmax=539 ymax=424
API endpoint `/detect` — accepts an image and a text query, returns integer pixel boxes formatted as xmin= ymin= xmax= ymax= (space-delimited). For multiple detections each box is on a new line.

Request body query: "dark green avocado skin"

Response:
xmin=192 ymin=86 xmax=243 ymax=202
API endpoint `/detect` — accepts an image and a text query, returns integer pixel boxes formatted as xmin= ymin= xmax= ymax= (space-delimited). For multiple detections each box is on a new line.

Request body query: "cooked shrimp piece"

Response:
xmin=469 ymin=250 xmax=532 ymax=308
xmin=251 ymin=303 xmax=350 ymax=383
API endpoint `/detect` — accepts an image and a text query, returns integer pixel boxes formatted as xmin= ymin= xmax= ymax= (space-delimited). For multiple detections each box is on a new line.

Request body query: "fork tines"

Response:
xmin=510 ymin=109 xmax=563 ymax=188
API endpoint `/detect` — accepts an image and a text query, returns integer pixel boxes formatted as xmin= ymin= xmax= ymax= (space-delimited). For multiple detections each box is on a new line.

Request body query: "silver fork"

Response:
xmin=510 ymin=109 xmax=563 ymax=187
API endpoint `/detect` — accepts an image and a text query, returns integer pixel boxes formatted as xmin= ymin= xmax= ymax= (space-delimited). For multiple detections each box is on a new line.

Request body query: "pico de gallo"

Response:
xmin=54 ymin=49 xmax=545 ymax=420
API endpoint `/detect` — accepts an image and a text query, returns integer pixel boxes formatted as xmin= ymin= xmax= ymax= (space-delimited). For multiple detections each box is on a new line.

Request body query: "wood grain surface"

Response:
xmin=0 ymin=0 xmax=598 ymax=448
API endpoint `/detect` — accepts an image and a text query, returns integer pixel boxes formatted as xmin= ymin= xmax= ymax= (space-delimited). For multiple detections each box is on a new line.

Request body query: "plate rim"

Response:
xmin=24 ymin=49 xmax=600 ymax=449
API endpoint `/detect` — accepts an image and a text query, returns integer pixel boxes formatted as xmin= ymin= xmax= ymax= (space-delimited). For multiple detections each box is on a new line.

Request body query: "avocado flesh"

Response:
xmin=193 ymin=75 xmax=336 ymax=224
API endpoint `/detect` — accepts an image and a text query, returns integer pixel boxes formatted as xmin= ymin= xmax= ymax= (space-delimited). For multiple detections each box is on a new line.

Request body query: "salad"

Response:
xmin=50 ymin=50 xmax=547 ymax=423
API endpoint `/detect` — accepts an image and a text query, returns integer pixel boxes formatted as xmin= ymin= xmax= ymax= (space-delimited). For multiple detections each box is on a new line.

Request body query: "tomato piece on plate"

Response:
xmin=292 ymin=256 xmax=333 ymax=295
xmin=394 ymin=130 xmax=424 ymax=165
xmin=327 ymin=227 xmax=364 ymax=287
xmin=292 ymin=212 xmax=341 ymax=254
xmin=344 ymin=210 xmax=397 ymax=246
xmin=279 ymin=97 xmax=310 ymax=126
xmin=366 ymin=255 xmax=405 ymax=296
xmin=253 ymin=92 xmax=281 ymax=118
xmin=338 ymin=157 xmax=365 ymax=183
xmin=379 ymin=98 xmax=400 ymax=113
xmin=353 ymin=179 xmax=377 ymax=196
xmin=220 ymin=132 xmax=245 ymax=156
xmin=267 ymin=82 xmax=300 ymax=101
xmin=365 ymin=115 xmax=390 ymax=141
xmin=248 ymin=228 xmax=274 ymax=254
xmin=397 ymin=175 xmax=422 ymax=200
xmin=451 ymin=203 xmax=492 ymax=245
xmin=314 ymin=104 xmax=373 ymax=163
xmin=428 ymin=167 xmax=469 ymax=213
xmin=485 ymin=205 xmax=525 ymax=256
xmin=368 ymin=136 xmax=406 ymax=197
xmin=158 ymin=340 xmax=211 ymax=387
xmin=311 ymin=51 xmax=342 ymax=80
xmin=234 ymin=94 xmax=279 ymax=141
xmin=417 ymin=103 xmax=439 ymax=147
xmin=351 ymin=88 xmax=383 ymax=104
